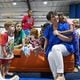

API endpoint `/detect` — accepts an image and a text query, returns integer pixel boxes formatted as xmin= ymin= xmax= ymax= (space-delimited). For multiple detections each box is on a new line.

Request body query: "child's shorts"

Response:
xmin=24 ymin=29 xmax=31 ymax=36
xmin=0 ymin=59 xmax=13 ymax=64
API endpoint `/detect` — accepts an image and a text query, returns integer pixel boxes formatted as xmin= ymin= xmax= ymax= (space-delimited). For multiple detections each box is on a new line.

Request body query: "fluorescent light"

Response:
xmin=12 ymin=2 xmax=17 ymax=5
xmin=43 ymin=1 xmax=47 ymax=5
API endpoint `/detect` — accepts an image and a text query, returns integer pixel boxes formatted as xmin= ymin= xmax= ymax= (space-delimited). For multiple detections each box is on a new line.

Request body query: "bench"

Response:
xmin=9 ymin=49 xmax=75 ymax=72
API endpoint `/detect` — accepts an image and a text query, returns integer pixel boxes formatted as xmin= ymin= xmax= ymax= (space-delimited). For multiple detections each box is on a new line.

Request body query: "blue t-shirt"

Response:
xmin=44 ymin=22 xmax=75 ymax=57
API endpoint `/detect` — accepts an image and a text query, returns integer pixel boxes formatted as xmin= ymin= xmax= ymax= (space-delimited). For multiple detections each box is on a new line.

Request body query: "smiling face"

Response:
xmin=50 ymin=14 xmax=57 ymax=23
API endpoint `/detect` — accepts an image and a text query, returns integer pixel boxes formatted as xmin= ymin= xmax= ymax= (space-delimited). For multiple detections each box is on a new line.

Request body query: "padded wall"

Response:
xmin=69 ymin=4 xmax=80 ymax=18
xmin=69 ymin=4 xmax=76 ymax=18
xmin=76 ymin=4 xmax=80 ymax=18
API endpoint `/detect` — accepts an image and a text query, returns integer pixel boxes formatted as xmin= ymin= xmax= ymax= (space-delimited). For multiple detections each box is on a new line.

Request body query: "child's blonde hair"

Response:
xmin=30 ymin=28 xmax=38 ymax=38
xmin=73 ymin=20 xmax=79 ymax=24
xmin=4 ymin=20 xmax=14 ymax=30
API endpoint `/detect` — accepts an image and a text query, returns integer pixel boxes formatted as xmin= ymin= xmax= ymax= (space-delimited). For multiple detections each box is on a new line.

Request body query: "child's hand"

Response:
xmin=22 ymin=46 xmax=31 ymax=56
xmin=42 ymin=49 xmax=46 ymax=54
xmin=3 ymin=52 xmax=8 ymax=57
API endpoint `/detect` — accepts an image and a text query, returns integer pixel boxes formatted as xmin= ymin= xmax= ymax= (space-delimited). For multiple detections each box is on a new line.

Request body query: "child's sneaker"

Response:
xmin=7 ymin=72 xmax=14 ymax=76
xmin=78 ymin=66 xmax=80 ymax=70
xmin=10 ymin=75 xmax=19 ymax=80
xmin=0 ymin=72 xmax=4 ymax=80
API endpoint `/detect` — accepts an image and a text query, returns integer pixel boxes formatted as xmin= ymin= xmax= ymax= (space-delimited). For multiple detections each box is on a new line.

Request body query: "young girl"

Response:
xmin=72 ymin=20 xmax=80 ymax=71
xmin=22 ymin=29 xmax=43 ymax=56
xmin=22 ymin=35 xmax=40 ymax=56
xmin=14 ymin=22 xmax=26 ymax=48
xmin=0 ymin=21 xmax=19 ymax=80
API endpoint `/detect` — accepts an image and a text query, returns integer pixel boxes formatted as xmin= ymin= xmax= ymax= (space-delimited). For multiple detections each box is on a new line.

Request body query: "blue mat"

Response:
xmin=65 ymin=71 xmax=80 ymax=80
xmin=20 ymin=78 xmax=52 ymax=80
xmin=6 ymin=71 xmax=80 ymax=80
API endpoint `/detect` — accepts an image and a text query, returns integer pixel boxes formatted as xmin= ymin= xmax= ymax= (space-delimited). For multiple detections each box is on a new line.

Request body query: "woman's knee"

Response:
xmin=52 ymin=45 xmax=60 ymax=52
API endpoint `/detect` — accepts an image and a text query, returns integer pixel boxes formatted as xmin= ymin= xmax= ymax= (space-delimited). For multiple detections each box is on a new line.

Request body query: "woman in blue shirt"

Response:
xmin=43 ymin=11 xmax=75 ymax=80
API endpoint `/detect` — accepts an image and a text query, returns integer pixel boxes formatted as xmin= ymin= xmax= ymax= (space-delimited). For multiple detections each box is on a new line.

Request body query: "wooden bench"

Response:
xmin=9 ymin=49 xmax=75 ymax=72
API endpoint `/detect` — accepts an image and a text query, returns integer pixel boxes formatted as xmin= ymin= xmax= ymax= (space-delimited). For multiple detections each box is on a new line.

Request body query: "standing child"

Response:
xmin=0 ymin=21 xmax=19 ymax=80
xmin=72 ymin=20 xmax=80 ymax=70
xmin=22 ymin=9 xmax=34 ymax=36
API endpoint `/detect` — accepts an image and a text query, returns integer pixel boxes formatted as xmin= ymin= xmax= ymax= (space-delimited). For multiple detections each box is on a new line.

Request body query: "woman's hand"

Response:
xmin=53 ymin=30 xmax=59 ymax=36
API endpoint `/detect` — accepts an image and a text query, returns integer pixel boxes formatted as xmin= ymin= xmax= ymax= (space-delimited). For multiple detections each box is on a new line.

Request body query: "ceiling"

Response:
xmin=0 ymin=0 xmax=80 ymax=26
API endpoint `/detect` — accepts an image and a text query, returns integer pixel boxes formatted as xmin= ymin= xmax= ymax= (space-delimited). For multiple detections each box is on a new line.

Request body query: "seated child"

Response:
xmin=30 ymin=35 xmax=45 ymax=54
xmin=22 ymin=36 xmax=31 ymax=56
xmin=22 ymin=35 xmax=44 ymax=56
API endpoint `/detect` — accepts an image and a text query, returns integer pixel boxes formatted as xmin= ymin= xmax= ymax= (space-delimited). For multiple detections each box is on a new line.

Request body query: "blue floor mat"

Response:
xmin=65 ymin=71 xmax=80 ymax=80
xmin=20 ymin=78 xmax=52 ymax=80
xmin=6 ymin=71 xmax=80 ymax=80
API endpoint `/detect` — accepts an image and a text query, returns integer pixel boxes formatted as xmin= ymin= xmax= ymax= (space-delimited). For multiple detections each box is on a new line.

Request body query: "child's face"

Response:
xmin=25 ymin=37 xmax=30 ymax=44
xmin=16 ymin=23 xmax=22 ymax=31
xmin=73 ymin=21 xmax=78 ymax=26
xmin=58 ymin=15 xmax=65 ymax=22
xmin=31 ymin=35 xmax=35 ymax=41
xmin=8 ymin=24 xmax=15 ymax=33
xmin=28 ymin=10 xmax=32 ymax=16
